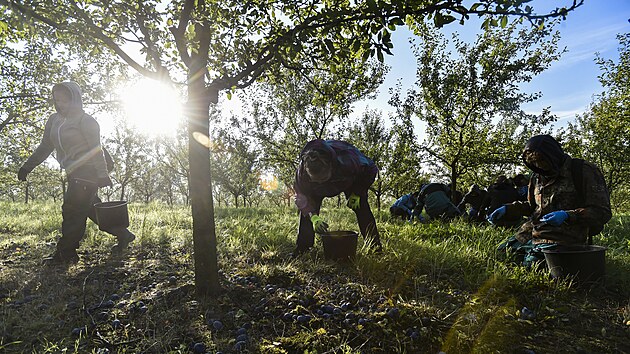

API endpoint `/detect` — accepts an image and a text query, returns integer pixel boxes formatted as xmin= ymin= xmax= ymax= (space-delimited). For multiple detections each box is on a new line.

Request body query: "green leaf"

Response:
xmin=0 ymin=20 xmax=8 ymax=35
xmin=500 ymin=16 xmax=508 ymax=28
xmin=362 ymin=49 xmax=371 ymax=61
xmin=324 ymin=39 xmax=335 ymax=53
xmin=377 ymin=47 xmax=383 ymax=62
xmin=366 ymin=0 xmax=377 ymax=11
xmin=434 ymin=13 xmax=456 ymax=28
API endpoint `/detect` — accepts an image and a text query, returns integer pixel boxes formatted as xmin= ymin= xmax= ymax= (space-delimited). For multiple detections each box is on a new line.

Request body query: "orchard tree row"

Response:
xmin=4 ymin=0 xmax=629 ymax=296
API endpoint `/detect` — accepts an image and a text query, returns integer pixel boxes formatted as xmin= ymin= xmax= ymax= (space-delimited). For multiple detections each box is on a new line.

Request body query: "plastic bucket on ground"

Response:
xmin=320 ymin=231 xmax=358 ymax=261
xmin=94 ymin=201 xmax=129 ymax=231
xmin=542 ymin=245 xmax=607 ymax=283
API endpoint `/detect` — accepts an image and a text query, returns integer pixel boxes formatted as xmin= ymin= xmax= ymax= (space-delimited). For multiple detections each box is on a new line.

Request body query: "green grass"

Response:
xmin=1 ymin=201 xmax=629 ymax=353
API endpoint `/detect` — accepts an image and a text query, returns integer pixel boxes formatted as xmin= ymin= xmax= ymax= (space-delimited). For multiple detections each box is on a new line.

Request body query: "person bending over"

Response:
xmin=293 ymin=139 xmax=382 ymax=257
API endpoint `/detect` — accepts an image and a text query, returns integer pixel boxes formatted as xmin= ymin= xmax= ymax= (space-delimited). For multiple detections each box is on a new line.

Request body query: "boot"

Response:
xmin=43 ymin=250 xmax=79 ymax=266
xmin=111 ymin=230 xmax=136 ymax=255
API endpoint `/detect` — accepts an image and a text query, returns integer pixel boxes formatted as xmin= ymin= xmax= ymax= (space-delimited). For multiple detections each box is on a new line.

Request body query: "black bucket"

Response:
xmin=94 ymin=201 xmax=129 ymax=231
xmin=320 ymin=231 xmax=358 ymax=261
xmin=542 ymin=245 xmax=607 ymax=283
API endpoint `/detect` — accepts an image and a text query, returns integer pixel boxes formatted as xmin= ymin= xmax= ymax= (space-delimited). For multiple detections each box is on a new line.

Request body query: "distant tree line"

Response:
xmin=2 ymin=26 xmax=629 ymax=211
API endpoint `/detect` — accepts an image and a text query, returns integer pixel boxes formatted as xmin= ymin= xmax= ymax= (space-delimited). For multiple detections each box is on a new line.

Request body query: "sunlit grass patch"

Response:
xmin=1 ymin=203 xmax=629 ymax=353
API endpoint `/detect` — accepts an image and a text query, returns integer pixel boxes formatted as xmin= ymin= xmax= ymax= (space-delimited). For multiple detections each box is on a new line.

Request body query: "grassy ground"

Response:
xmin=1 ymin=201 xmax=629 ymax=353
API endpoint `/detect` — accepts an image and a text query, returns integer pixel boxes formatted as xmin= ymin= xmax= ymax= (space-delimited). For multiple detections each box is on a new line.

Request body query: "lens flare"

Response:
xmin=260 ymin=173 xmax=279 ymax=191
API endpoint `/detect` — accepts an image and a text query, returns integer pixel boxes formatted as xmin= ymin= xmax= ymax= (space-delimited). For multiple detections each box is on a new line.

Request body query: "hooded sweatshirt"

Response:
xmin=21 ymin=82 xmax=109 ymax=181
xmin=505 ymin=135 xmax=611 ymax=245
xmin=416 ymin=183 xmax=457 ymax=218
xmin=391 ymin=193 xmax=417 ymax=215
xmin=457 ymin=184 xmax=488 ymax=214
xmin=480 ymin=180 xmax=520 ymax=216
xmin=294 ymin=139 xmax=378 ymax=215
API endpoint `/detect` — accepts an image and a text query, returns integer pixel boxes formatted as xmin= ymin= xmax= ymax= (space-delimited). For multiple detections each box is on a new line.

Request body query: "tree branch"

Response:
xmin=168 ymin=0 xmax=194 ymax=67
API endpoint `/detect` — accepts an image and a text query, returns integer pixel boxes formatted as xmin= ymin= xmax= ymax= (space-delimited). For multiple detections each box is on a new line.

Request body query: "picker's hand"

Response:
xmin=487 ymin=206 xmax=506 ymax=224
xmin=310 ymin=214 xmax=329 ymax=233
xmin=17 ymin=167 xmax=28 ymax=181
xmin=540 ymin=210 xmax=568 ymax=226
xmin=346 ymin=194 xmax=360 ymax=211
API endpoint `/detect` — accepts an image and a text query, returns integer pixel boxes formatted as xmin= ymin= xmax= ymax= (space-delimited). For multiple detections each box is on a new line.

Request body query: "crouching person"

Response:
xmin=416 ymin=183 xmax=461 ymax=221
xmin=457 ymin=184 xmax=487 ymax=222
xmin=489 ymin=135 xmax=611 ymax=267
xmin=293 ymin=139 xmax=382 ymax=257
xmin=390 ymin=192 xmax=424 ymax=222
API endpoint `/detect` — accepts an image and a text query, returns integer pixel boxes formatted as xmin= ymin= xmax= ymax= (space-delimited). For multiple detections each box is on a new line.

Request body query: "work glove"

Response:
xmin=97 ymin=176 xmax=113 ymax=188
xmin=487 ymin=206 xmax=507 ymax=224
xmin=17 ymin=167 xmax=29 ymax=181
xmin=540 ymin=210 xmax=569 ymax=226
xmin=346 ymin=193 xmax=360 ymax=210
xmin=310 ymin=214 xmax=329 ymax=233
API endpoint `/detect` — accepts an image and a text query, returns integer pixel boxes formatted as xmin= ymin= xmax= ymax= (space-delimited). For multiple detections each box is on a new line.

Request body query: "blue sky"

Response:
xmin=351 ymin=0 xmax=630 ymax=127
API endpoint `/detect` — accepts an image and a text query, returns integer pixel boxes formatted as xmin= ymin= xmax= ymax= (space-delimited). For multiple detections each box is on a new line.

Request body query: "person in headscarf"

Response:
xmin=489 ymin=135 xmax=611 ymax=267
xmin=18 ymin=82 xmax=135 ymax=265
xmin=293 ymin=139 xmax=382 ymax=257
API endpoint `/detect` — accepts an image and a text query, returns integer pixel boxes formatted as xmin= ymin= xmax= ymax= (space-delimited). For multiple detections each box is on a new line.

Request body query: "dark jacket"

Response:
xmin=294 ymin=139 xmax=378 ymax=215
xmin=506 ymin=135 xmax=612 ymax=245
xmin=417 ymin=183 xmax=458 ymax=218
xmin=21 ymin=82 xmax=109 ymax=181
xmin=480 ymin=181 xmax=520 ymax=218
xmin=457 ymin=186 xmax=488 ymax=213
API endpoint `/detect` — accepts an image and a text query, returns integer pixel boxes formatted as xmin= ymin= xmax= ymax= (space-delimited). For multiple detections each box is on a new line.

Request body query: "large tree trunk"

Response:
xmin=187 ymin=60 xmax=220 ymax=296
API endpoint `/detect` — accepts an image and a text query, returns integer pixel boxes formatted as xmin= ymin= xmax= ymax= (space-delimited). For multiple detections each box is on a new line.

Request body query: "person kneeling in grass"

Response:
xmin=293 ymin=139 xmax=382 ymax=257
xmin=415 ymin=182 xmax=461 ymax=221
xmin=489 ymin=135 xmax=611 ymax=267
xmin=390 ymin=191 xmax=424 ymax=222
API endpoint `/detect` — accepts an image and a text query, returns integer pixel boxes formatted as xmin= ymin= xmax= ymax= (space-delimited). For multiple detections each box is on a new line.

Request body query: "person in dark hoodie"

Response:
xmin=293 ymin=139 xmax=382 ymax=256
xmin=489 ymin=135 xmax=611 ymax=267
xmin=480 ymin=175 xmax=522 ymax=226
xmin=415 ymin=182 xmax=461 ymax=221
xmin=18 ymin=82 xmax=135 ymax=265
xmin=457 ymin=183 xmax=488 ymax=222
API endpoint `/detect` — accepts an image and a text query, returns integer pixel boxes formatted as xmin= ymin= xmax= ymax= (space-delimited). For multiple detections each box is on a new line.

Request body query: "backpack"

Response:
xmin=571 ymin=158 xmax=608 ymax=242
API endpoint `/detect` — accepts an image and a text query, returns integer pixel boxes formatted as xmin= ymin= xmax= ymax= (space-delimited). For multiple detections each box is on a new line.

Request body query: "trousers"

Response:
xmin=56 ymin=167 xmax=130 ymax=255
xmin=296 ymin=191 xmax=381 ymax=252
